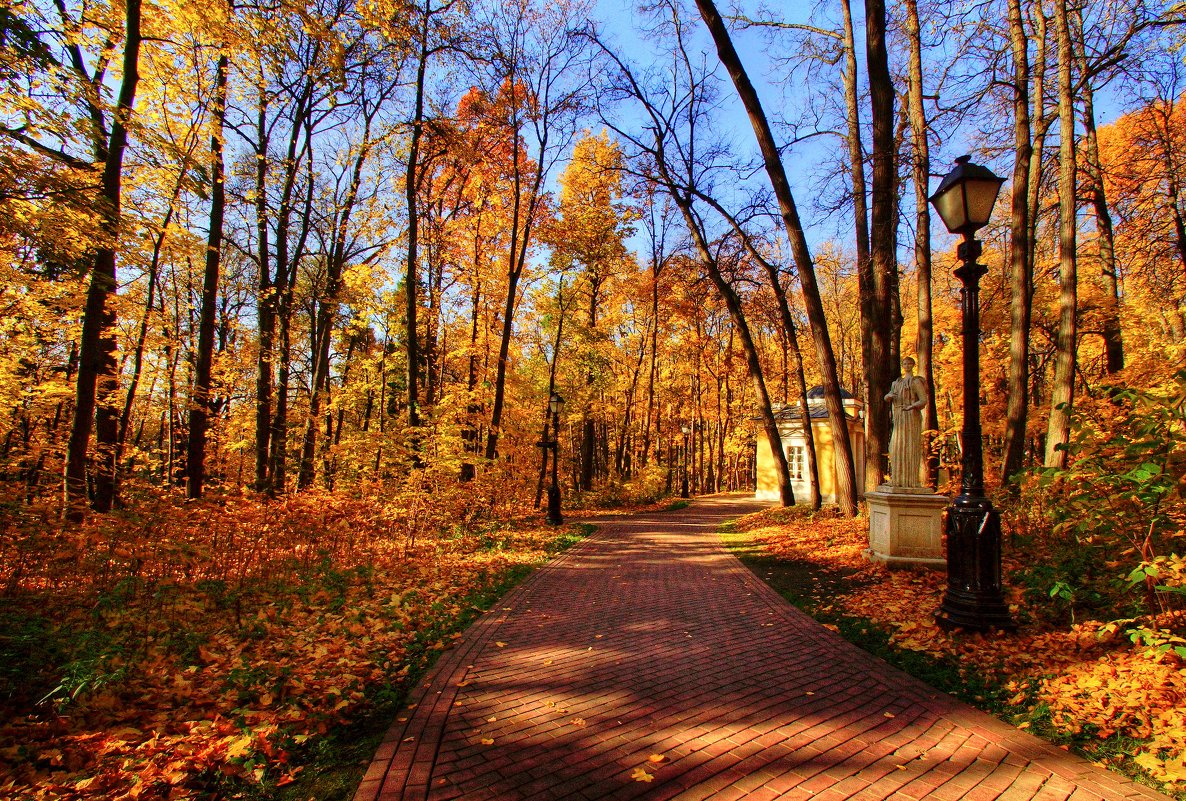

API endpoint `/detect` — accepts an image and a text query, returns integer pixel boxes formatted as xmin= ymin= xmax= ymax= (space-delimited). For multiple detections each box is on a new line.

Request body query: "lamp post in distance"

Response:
xmin=546 ymin=393 xmax=564 ymax=525
xmin=928 ymin=155 xmax=1015 ymax=632
xmin=680 ymin=424 xmax=690 ymax=499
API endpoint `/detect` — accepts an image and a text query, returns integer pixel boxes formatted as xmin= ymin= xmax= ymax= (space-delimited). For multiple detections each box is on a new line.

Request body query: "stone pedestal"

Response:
xmin=865 ymin=485 xmax=948 ymax=569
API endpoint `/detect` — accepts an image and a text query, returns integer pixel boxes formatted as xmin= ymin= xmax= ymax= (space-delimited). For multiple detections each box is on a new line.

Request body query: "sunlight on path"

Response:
xmin=355 ymin=495 xmax=1170 ymax=801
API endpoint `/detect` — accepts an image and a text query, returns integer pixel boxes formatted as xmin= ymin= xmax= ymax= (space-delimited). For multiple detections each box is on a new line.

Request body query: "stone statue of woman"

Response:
xmin=884 ymin=356 xmax=928 ymax=488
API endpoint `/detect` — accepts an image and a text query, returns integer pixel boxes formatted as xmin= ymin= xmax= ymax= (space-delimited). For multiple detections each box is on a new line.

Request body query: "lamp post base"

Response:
xmin=545 ymin=484 xmax=564 ymax=526
xmin=935 ymin=495 xmax=1015 ymax=632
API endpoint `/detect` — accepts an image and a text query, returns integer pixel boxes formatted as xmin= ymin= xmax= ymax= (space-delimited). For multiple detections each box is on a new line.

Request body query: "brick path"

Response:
xmin=355 ymin=495 xmax=1169 ymax=801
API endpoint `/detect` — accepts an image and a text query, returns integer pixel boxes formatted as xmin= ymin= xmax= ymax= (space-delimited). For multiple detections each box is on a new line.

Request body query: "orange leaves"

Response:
xmin=630 ymin=766 xmax=655 ymax=783
xmin=738 ymin=504 xmax=1186 ymax=795
xmin=0 ymin=492 xmax=578 ymax=800
xmin=1039 ymin=649 xmax=1186 ymax=789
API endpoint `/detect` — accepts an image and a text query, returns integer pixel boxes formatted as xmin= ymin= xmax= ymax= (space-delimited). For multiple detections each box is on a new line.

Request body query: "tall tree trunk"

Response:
xmin=580 ymin=278 xmax=603 ymax=491
xmin=187 ymin=52 xmax=229 ymax=500
xmin=254 ymin=98 xmax=274 ymax=493
xmin=1071 ymin=10 xmax=1123 ymax=374
xmin=268 ymin=101 xmax=316 ymax=494
xmin=461 ymin=205 xmax=485 ymax=481
xmin=405 ymin=3 xmax=430 ymax=436
xmin=485 ymin=99 xmax=548 ymax=462
xmin=1002 ymin=0 xmax=1034 ymax=487
xmin=693 ymin=0 xmax=858 ymax=515
xmin=1045 ymin=0 xmax=1077 ymax=468
xmin=1027 ymin=3 xmax=1050 ymax=293
xmin=616 ymin=334 xmax=646 ymax=478
xmin=903 ymin=0 xmax=938 ymax=488
xmin=640 ymin=200 xmax=666 ymax=467
xmin=535 ymin=279 xmax=567 ymax=507
xmin=864 ymin=0 xmax=896 ymax=491
xmin=840 ymin=0 xmax=874 ymax=439
xmin=64 ymin=0 xmax=142 ymax=519
xmin=641 ymin=261 xmax=660 ymax=466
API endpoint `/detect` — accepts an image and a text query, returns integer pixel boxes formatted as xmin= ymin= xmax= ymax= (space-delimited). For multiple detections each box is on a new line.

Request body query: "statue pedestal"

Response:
xmin=865 ymin=485 xmax=948 ymax=569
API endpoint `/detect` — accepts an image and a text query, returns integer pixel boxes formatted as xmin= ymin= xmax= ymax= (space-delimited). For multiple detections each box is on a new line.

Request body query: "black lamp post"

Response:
xmin=680 ymin=424 xmax=690 ymax=498
xmin=929 ymin=155 xmax=1015 ymax=632
xmin=546 ymin=392 xmax=565 ymax=525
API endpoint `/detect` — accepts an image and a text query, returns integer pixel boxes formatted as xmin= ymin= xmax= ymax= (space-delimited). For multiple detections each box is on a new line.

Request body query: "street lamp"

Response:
xmin=546 ymin=393 xmax=565 ymax=525
xmin=680 ymin=424 xmax=690 ymax=499
xmin=929 ymin=155 xmax=1015 ymax=632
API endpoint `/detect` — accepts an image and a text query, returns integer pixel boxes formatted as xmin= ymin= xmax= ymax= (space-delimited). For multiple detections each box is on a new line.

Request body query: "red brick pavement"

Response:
xmin=354 ymin=495 xmax=1169 ymax=801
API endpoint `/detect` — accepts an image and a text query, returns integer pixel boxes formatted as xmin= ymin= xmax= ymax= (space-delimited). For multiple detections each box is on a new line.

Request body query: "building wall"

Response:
xmin=755 ymin=417 xmax=866 ymax=505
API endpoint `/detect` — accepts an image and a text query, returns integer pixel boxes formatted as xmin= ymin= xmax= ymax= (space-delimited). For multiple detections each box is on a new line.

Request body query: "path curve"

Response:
xmin=355 ymin=495 xmax=1169 ymax=801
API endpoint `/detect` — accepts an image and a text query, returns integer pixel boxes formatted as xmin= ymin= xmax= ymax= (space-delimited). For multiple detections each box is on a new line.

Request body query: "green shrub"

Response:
xmin=1015 ymin=371 xmax=1186 ymax=629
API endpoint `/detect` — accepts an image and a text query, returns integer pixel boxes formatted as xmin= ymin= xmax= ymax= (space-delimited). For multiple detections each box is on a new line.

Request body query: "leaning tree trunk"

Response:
xmin=1045 ymin=0 xmax=1077 ymax=468
xmin=694 ymin=0 xmax=858 ymax=515
xmin=676 ymin=203 xmax=793 ymax=507
xmin=701 ymin=192 xmax=821 ymax=508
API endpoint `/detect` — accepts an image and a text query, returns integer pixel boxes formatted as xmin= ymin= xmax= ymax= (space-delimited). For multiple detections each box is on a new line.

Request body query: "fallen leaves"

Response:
xmin=630 ymin=766 xmax=655 ymax=783
xmin=733 ymin=505 xmax=1186 ymax=795
xmin=0 ymin=491 xmax=583 ymax=800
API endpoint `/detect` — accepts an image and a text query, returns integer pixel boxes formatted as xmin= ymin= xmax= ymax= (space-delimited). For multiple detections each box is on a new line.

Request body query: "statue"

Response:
xmin=884 ymin=356 xmax=928 ymax=488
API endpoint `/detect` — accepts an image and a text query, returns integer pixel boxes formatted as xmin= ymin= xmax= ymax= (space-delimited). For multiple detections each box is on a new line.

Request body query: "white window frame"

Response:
xmin=786 ymin=444 xmax=805 ymax=480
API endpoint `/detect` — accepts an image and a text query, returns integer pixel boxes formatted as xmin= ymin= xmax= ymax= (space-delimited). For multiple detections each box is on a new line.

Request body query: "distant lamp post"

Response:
xmin=929 ymin=155 xmax=1014 ymax=632
xmin=546 ymin=393 xmax=565 ymax=525
xmin=680 ymin=425 xmax=690 ymax=499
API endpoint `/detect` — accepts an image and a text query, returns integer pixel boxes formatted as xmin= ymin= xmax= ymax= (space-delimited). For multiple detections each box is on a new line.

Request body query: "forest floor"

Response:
xmin=0 ymin=488 xmax=605 ymax=801
xmin=3 ymin=493 xmax=1183 ymax=800
xmin=721 ymin=504 xmax=1186 ymax=801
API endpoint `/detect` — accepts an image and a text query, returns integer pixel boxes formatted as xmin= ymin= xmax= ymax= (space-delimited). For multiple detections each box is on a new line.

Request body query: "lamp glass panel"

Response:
xmin=964 ymin=179 xmax=1002 ymax=226
xmin=931 ymin=185 xmax=968 ymax=233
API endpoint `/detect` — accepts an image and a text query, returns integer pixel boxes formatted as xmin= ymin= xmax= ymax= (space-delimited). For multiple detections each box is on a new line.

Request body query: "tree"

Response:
xmin=590 ymin=6 xmax=797 ymax=507
xmin=692 ymin=0 xmax=859 ymax=516
xmin=60 ymin=0 xmax=144 ymax=518
xmin=863 ymin=0 xmax=896 ymax=491
xmin=477 ymin=0 xmax=592 ymax=463
xmin=1001 ymin=0 xmax=1035 ymax=487
xmin=1044 ymin=0 xmax=1078 ymax=469
xmin=549 ymin=131 xmax=632 ymax=490
xmin=187 ymin=49 xmax=230 ymax=500
xmin=902 ymin=0 xmax=939 ymax=488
